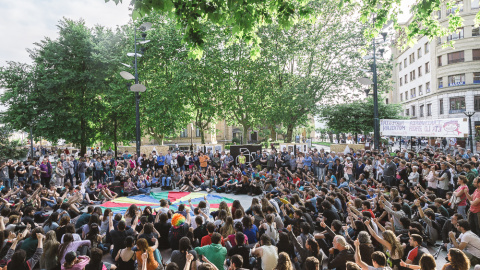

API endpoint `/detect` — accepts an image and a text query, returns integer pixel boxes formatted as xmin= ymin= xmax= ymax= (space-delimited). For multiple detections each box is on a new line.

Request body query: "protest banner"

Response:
xmin=380 ymin=118 xmax=469 ymax=137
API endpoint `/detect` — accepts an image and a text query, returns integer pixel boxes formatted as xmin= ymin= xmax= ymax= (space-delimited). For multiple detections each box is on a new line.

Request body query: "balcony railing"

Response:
xmin=449 ymin=109 xmax=466 ymax=114
xmin=448 ymin=81 xmax=465 ymax=87
xmin=448 ymin=58 xmax=464 ymax=64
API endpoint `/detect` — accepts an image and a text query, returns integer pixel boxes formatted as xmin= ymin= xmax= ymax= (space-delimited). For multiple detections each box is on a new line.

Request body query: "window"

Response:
xmin=400 ymin=93 xmax=403 ymax=101
xmin=419 ymin=85 xmax=423 ymax=95
xmin=196 ymin=128 xmax=201 ymax=137
xmin=447 ymin=1 xmax=463 ymax=15
xmin=179 ymin=128 xmax=188 ymax=138
xmin=426 ymin=82 xmax=431 ymax=93
xmin=424 ymin=42 xmax=430 ymax=53
xmin=405 ymin=74 xmax=408 ymax=83
xmin=475 ymin=96 xmax=480 ymax=111
xmin=420 ymin=105 xmax=424 ymax=117
xmin=412 ymin=106 xmax=416 ymax=117
xmin=450 ymin=97 xmax=466 ymax=113
xmin=418 ymin=48 xmax=422 ymax=58
xmin=411 ymin=88 xmax=416 ymax=98
xmin=473 ymin=26 xmax=480 ymax=36
xmin=473 ymin=0 xmax=480 ymax=9
xmin=447 ymin=28 xmax=464 ymax=41
xmin=386 ymin=98 xmax=389 ymax=104
xmin=399 ymin=62 xmax=402 ymax=71
xmin=474 ymin=72 xmax=480 ymax=83
xmin=448 ymin=74 xmax=465 ymax=86
xmin=438 ymin=56 xmax=442 ymax=67
xmin=448 ymin=51 xmax=465 ymax=64
xmin=400 ymin=77 xmax=403 ymax=86
xmin=437 ymin=37 xmax=442 ymax=45
xmin=418 ymin=66 xmax=422 ymax=77
xmin=438 ymin=77 xmax=443 ymax=88
xmin=404 ymin=58 xmax=407 ymax=67
xmin=437 ymin=10 xmax=442 ymax=19
xmin=440 ymin=99 xmax=444 ymax=114
xmin=410 ymin=70 xmax=416 ymax=81
xmin=427 ymin=104 xmax=432 ymax=116
xmin=405 ymin=91 xmax=409 ymax=100
xmin=473 ymin=49 xmax=480 ymax=60
xmin=406 ymin=109 xmax=410 ymax=116
xmin=409 ymin=53 xmax=415 ymax=64
xmin=425 ymin=62 xmax=430 ymax=73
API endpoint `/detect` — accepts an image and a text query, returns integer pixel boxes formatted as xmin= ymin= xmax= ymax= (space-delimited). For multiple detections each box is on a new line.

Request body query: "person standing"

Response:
xmin=64 ymin=157 xmax=74 ymax=186
xmin=383 ymin=156 xmax=396 ymax=186
xmin=466 ymin=177 xmax=480 ymax=236
xmin=78 ymin=158 xmax=87 ymax=183
xmin=40 ymin=156 xmax=52 ymax=188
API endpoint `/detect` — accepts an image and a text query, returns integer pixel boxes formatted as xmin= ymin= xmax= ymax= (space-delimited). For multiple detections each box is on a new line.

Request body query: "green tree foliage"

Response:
xmin=0 ymin=19 xmax=133 ymax=154
xmin=0 ymin=125 xmax=28 ymax=160
xmin=107 ymin=0 xmax=315 ymax=59
xmin=261 ymin=1 xmax=365 ymax=142
xmin=319 ymin=98 xmax=404 ymax=135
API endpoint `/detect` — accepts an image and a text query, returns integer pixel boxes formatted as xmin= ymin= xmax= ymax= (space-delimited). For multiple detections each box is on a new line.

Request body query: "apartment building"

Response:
xmin=391 ymin=0 xmax=480 ymax=140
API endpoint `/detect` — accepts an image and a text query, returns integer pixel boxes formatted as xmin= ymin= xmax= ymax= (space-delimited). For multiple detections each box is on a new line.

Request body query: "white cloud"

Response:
xmin=0 ymin=0 xmax=131 ymax=66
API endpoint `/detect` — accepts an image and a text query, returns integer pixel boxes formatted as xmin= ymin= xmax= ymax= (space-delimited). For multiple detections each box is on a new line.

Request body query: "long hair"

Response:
xmin=276 ymin=252 xmax=293 ymax=270
xmin=419 ymin=254 xmax=436 ymax=270
xmin=218 ymin=201 xmax=231 ymax=217
xmin=58 ymin=233 xmax=74 ymax=260
xmin=44 ymin=212 xmax=59 ymax=228
xmin=307 ymin=238 xmax=320 ymax=257
xmin=126 ymin=204 xmax=138 ymax=218
xmin=449 ymin=248 xmax=470 ymax=270
xmin=219 ymin=216 xmax=235 ymax=238
xmin=382 ymin=230 xmax=404 ymax=258
xmin=42 ymin=231 xmax=60 ymax=262
xmin=7 ymin=249 xmax=28 ymax=270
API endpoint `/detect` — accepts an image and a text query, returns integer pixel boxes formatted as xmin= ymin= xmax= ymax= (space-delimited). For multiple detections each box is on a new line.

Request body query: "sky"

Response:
xmin=0 ymin=0 xmax=131 ymax=66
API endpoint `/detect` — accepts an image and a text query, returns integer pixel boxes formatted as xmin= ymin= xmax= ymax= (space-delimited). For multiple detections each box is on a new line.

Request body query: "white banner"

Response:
xmin=380 ymin=118 xmax=469 ymax=137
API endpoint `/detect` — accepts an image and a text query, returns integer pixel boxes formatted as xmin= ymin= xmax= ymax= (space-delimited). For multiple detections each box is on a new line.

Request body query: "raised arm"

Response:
xmin=354 ymin=239 xmax=369 ymax=270
xmin=365 ymin=219 xmax=390 ymax=249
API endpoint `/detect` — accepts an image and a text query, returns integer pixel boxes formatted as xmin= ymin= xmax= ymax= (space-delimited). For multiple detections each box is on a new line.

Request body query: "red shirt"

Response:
xmin=470 ymin=189 xmax=480 ymax=213
xmin=200 ymin=233 xmax=225 ymax=247
xmin=407 ymin=246 xmax=420 ymax=261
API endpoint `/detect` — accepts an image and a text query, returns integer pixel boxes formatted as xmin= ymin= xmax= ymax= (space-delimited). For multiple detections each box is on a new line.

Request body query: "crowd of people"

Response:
xmin=0 ymin=143 xmax=479 ymax=270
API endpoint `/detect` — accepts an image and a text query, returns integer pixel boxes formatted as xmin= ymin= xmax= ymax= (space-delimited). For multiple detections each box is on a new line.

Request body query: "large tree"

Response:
xmin=107 ymin=0 xmax=479 ymax=56
xmin=319 ymin=98 xmax=404 ymax=135
xmin=0 ymin=19 xmax=120 ymax=154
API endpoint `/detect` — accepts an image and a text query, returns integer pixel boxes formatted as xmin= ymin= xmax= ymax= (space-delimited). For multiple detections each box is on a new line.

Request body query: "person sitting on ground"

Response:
xmin=194 ymin=232 xmax=227 ymax=270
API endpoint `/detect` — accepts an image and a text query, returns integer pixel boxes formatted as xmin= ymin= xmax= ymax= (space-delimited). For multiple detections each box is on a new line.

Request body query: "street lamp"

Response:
xmin=358 ymin=27 xmax=389 ymax=151
xmin=120 ymin=22 xmax=152 ymax=157
xmin=464 ymin=111 xmax=475 ymax=153
xmin=190 ymin=123 xmax=194 ymax=151
xmin=28 ymin=122 xmax=34 ymax=159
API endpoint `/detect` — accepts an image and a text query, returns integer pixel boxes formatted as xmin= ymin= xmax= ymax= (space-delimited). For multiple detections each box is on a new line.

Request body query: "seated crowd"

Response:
xmin=0 ymin=144 xmax=478 ymax=270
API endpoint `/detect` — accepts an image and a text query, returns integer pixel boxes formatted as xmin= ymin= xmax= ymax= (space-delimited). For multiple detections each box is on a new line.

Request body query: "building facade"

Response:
xmin=391 ymin=0 xmax=480 ymax=145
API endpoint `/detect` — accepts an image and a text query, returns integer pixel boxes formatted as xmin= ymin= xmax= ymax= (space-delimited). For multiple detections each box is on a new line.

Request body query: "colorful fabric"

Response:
xmin=100 ymin=191 xmax=234 ymax=215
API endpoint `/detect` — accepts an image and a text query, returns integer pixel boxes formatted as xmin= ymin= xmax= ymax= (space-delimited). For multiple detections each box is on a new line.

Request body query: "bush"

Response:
xmin=231 ymin=137 xmax=241 ymax=144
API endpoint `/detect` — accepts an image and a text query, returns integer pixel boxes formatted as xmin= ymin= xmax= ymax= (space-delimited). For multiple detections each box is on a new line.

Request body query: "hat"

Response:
xmin=65 ymin=251 xmax=77 ymax=264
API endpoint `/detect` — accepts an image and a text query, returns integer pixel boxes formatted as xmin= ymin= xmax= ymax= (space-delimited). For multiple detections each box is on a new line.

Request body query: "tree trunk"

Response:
xmin=242 ymin=125 xmax=249 ymax=144
xmin=114 ymin=118 xmax=118 ymax=158
xmin=269 ymin=125 xmax=276 ymax=141
xmin=200 ymin=129 xmax=205 ymax=144
xmin=355 ymin=133 xmax=358 ymax=144
xmin=285 ymin=124 xmax=294 ymax=143
xmin=328 ymin=132 xmax=333 ymax=143
xmin=80 ymin=118 xmax=86 ymax=155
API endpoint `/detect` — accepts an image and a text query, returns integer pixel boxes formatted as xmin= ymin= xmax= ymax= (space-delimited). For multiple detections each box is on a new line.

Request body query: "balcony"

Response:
xmin=449 ymin=109 xmax=466 ymax=114
xmin=448 ymin=58 xmax=464 ymax=64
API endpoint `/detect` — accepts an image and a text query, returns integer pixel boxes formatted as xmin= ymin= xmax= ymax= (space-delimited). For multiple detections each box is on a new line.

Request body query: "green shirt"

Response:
xmin=20 ymin=237 xmax=38 ymax=259
xmin=195 ymin=243 xmax=227 ymax=270
xmin=466 ymin=171 xmax=476 ymax=189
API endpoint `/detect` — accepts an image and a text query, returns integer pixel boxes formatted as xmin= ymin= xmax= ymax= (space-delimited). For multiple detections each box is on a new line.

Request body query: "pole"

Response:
xmin=468 ymin=115 xmax=474 ymax=153
xmin=134 ymin=26 xmax=141 ymax=158
xmin=190 ymin=124 xmax=193 ymax=150
xmin=372 ymin=34 xmax=380 ymax=150
xmin=30 ymin=126 xmax=34 ymax=159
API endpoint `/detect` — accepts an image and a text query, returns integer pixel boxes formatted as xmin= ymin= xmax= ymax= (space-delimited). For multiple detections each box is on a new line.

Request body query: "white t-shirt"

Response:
xmin=459 ymin=231 xmax=480 ymax=258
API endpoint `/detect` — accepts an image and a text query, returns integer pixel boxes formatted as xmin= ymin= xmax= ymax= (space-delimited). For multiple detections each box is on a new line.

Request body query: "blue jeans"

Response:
xmin=457 ymin=205 xmax=467 ymax=219
xmin=138 ymin=187 xmax=151 ymax=194
xmin=152 ymin=177 xmax=159 ymax=185
xmin=179 ymin=165 xmax=185 ymax=171
xmin=162 ymin=177 xmax=171 ymax=187
xmin=43 ymin=197 xmax=57 ymax=208
xmin=79 ymin=172 xmax=86 ymax=183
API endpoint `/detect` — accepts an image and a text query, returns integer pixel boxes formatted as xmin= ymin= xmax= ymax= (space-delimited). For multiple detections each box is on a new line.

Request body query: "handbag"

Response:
xmin=448 ymin=194 xmax=461 ymax=209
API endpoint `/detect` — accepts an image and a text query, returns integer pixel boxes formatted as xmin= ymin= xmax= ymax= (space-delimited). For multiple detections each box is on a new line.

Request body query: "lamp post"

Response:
xmin=464 ymin=111 xmax=475 ymax=153
xmin=120 ymin=22 xmax=152 ymax=158
xmin=190 ymin=123 xmax=194 ymax=151
xmin=29 ymin=126 xmax=34 ymax=159
xmin=358 ymin=29 xmax=388 ymax=151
